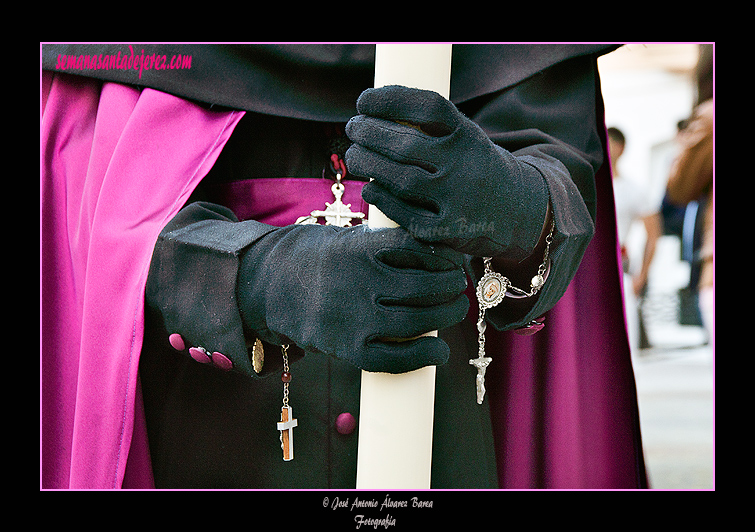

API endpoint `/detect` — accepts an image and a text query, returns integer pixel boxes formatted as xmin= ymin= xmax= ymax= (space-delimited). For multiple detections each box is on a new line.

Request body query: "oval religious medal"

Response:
xmin=476 ymin=271 xmax=509 ymax=310
xmin=252 ymin=338 xmax=264 ymax=374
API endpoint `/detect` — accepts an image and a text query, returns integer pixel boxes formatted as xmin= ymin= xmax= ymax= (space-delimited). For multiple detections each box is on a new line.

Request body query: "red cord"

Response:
xmin=330 ymin=153 xmax=347 ymax=178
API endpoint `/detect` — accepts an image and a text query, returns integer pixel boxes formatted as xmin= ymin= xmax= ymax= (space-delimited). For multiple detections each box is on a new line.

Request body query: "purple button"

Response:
xmin=212 ymin=351 xmax=233 ymax=371
xmin=335 ymin=412 xmax=357 ymax=435
xmin=513 ymin=316 xmax=546 ymax=336
xmin=189 ymin=347 xmax=211 ymax=364
xmin=169 ymin=333 xmax=185 ymax=351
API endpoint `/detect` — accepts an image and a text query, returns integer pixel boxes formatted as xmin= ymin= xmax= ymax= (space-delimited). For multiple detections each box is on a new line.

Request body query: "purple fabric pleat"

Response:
xmin=41 ymin=72 xmax=244 ymax=489
xmin=485 ymin=161 xmax=647 ymax=488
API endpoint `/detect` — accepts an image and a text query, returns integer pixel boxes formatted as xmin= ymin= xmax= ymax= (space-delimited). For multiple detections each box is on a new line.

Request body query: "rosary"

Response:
xmin=276 ymin=344 xmax=297 ymax=461
xmin=470 ymin=221 xmax=554 ymax=404
xmin=253 ymin=339 xmax=299 ymax=462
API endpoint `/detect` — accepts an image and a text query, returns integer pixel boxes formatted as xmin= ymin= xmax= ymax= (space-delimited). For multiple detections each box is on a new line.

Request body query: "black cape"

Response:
xmin=42 ymin=43 xmax=617 ymax=120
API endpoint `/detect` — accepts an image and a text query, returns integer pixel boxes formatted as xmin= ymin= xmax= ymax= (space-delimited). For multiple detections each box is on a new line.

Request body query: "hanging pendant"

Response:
xmin=476 ymin=270 xmax=509 ymax=310
xmin=469 ymin=353 xmax=493 ymax=405
xmin=295 ymin=161 xmax=366 ymax=227
xmin=295 ymin=181 xmax=366 ymax=227
xmin=278 ymin=405 xmax=297 ymax=462
xmin=277 ymin=344 xmax=297 ymax=461
xmin=470 ymin=258 xmax=509 ymax=404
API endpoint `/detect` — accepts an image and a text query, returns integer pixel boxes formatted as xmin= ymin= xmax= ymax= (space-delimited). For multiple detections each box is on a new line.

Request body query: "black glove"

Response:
xmin=345 ymin=85 xmax=550 ymax=260
xmin=237 ymin=223 xmax=469 ymax=374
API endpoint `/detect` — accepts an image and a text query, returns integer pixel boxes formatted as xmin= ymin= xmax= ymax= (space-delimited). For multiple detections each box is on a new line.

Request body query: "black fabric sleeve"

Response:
xmin=459 ymin=53 xmax=603 ymax=331
xmin=144 ymin=202 xmax=280 ymax=378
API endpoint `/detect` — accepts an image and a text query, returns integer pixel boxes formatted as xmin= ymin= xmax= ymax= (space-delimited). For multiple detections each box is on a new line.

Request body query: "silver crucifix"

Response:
xmin=469 ymin=354 xmax=493 ymax=405
xmin=470 ymin=258 xmax=509 ymax=405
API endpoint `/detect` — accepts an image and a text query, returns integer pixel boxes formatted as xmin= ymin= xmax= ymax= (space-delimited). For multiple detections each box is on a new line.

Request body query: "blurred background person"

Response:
xmin=609 ymin=126 xmax=662 ymax=354
xmin=666 ymin=44 xmax=713 ymax=339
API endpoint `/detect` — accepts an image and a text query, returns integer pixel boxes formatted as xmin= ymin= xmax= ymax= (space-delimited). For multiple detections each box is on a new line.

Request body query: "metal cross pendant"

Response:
xmin=295 ymin=181 xmax=366 ymax=227
xmin=469 ymin=354 xmax=493 ymax=405
xmin=277 ymin=406 xmax=298 ymax=461
xmin=470 ymin=258 xmax=509 ymax=404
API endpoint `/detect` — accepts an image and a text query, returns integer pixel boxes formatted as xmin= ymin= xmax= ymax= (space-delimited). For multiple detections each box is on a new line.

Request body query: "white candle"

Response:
xmin=356 ymin=43 xmax=453 ymax=489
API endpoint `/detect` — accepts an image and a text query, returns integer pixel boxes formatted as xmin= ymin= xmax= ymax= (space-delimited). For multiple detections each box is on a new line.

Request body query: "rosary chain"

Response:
xmin=491 ymin=221 xmax=555 ymax=298
xmin=471 ymin=222 xmax=554 ymax=405
xmin=282 ymin=344 xmax=290 ymax=408
xmin=477 ymin=307 xmax=487 ymax=355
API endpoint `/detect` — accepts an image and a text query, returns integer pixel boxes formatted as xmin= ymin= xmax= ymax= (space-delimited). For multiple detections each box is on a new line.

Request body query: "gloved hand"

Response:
xmin=345 ymin=85 xmax=550 ymax=260
xmin=237 ymin=223 xmax=469 ymax=374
